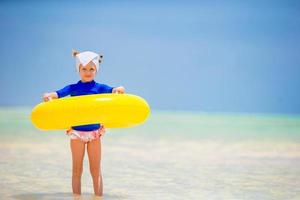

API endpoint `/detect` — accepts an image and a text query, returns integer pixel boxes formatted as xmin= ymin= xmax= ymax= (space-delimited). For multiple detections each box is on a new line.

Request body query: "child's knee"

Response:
xmin=72 ymin=168 xmax=83 ymax=178
xmin=90 ymin=167 xmax=101 ymax=178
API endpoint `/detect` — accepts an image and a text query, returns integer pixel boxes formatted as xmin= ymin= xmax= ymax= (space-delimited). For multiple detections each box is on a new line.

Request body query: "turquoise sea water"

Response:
xmin=0 ymin=107 xmax=299 ymax=200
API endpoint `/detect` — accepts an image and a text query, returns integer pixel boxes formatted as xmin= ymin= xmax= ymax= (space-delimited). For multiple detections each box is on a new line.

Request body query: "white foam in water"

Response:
xmin=0 ymin=108 xmax=300 ymax=200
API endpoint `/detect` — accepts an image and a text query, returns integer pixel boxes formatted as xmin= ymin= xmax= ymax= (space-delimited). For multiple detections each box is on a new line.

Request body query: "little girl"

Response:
xmin=42 ymin=50 xmax=125 ymax=197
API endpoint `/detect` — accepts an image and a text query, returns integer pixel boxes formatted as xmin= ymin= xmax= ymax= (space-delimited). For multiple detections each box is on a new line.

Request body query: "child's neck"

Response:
xmin=81 ymin=79 xmax=94 ymax=83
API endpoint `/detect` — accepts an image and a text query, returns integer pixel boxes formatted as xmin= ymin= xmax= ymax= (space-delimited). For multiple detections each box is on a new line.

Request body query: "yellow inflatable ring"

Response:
xmin=31 ymin=94 xmax=150 ymax=130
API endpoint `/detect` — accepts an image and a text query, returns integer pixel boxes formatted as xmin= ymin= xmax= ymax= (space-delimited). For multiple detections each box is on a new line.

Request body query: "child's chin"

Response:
xmin=83 ymin=77 xmax=94 ymax=81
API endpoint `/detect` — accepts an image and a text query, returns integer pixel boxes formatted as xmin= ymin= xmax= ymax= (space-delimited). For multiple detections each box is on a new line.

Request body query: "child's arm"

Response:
xmin=112 ymin=86 xmax=125 ymax=94
xmin=43 ymin=92 xmax=58 ymax=102
xmin=43 ymin=85 xmax=72 ymax=102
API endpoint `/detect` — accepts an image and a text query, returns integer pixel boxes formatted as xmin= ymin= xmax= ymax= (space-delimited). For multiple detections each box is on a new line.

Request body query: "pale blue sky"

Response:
xmin=0 ymin=0 xmax=300 ymax=114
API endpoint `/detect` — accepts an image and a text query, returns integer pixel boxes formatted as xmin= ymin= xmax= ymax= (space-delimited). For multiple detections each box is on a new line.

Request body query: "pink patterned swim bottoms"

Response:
xmin=66 ymin=126 xmax=105 ymax=142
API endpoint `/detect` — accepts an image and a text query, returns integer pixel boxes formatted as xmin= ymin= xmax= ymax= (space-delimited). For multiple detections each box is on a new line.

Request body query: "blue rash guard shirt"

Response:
xmin=55 ymin=80 xmax=114 ymax=131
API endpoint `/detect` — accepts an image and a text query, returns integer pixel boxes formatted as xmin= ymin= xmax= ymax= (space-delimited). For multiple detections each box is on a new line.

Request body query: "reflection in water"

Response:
xmin=11 ymin=192 xmax=127 ymax=200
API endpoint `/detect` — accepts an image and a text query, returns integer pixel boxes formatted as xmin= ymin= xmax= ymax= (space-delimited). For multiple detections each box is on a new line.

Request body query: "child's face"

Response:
xmin=79 ymin=61 xmax=97 ymax=82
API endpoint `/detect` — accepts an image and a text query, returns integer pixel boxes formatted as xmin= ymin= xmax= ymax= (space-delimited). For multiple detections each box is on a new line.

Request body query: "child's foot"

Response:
xmin=91 ymin=194 xmax=103 ymax=199
xmin=72 ymin=193 xmax=81 ymax=199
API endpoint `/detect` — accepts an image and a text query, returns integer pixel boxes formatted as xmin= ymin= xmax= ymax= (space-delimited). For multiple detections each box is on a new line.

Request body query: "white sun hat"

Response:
xmin=73 ymin=50 xmax=103 ymax=72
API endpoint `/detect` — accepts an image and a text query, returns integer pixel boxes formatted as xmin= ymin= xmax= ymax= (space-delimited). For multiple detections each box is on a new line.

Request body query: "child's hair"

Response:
xmin=72 ymin=49 xmax=80 ymax=57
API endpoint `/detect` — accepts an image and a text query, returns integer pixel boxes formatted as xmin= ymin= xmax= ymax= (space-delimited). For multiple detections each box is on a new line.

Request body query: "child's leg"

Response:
xmin=87 ymin=138 xmax=103 ymax=196
xmin=70 ymin=139 xmax=86 ymax=195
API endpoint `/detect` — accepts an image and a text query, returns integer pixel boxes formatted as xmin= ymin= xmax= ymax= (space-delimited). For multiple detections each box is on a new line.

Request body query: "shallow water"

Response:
xmin=0 ymin=108 xmax=300 ymax=200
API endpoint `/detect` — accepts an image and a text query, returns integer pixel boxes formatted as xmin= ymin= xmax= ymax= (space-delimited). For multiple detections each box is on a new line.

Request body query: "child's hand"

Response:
xmin=112 ymin=86 xmax=125 ymax=94
xmin=42 ymin=92 xmax=58 ymax=102
xmin=43 ymin=93 xmax=52 ymax=102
